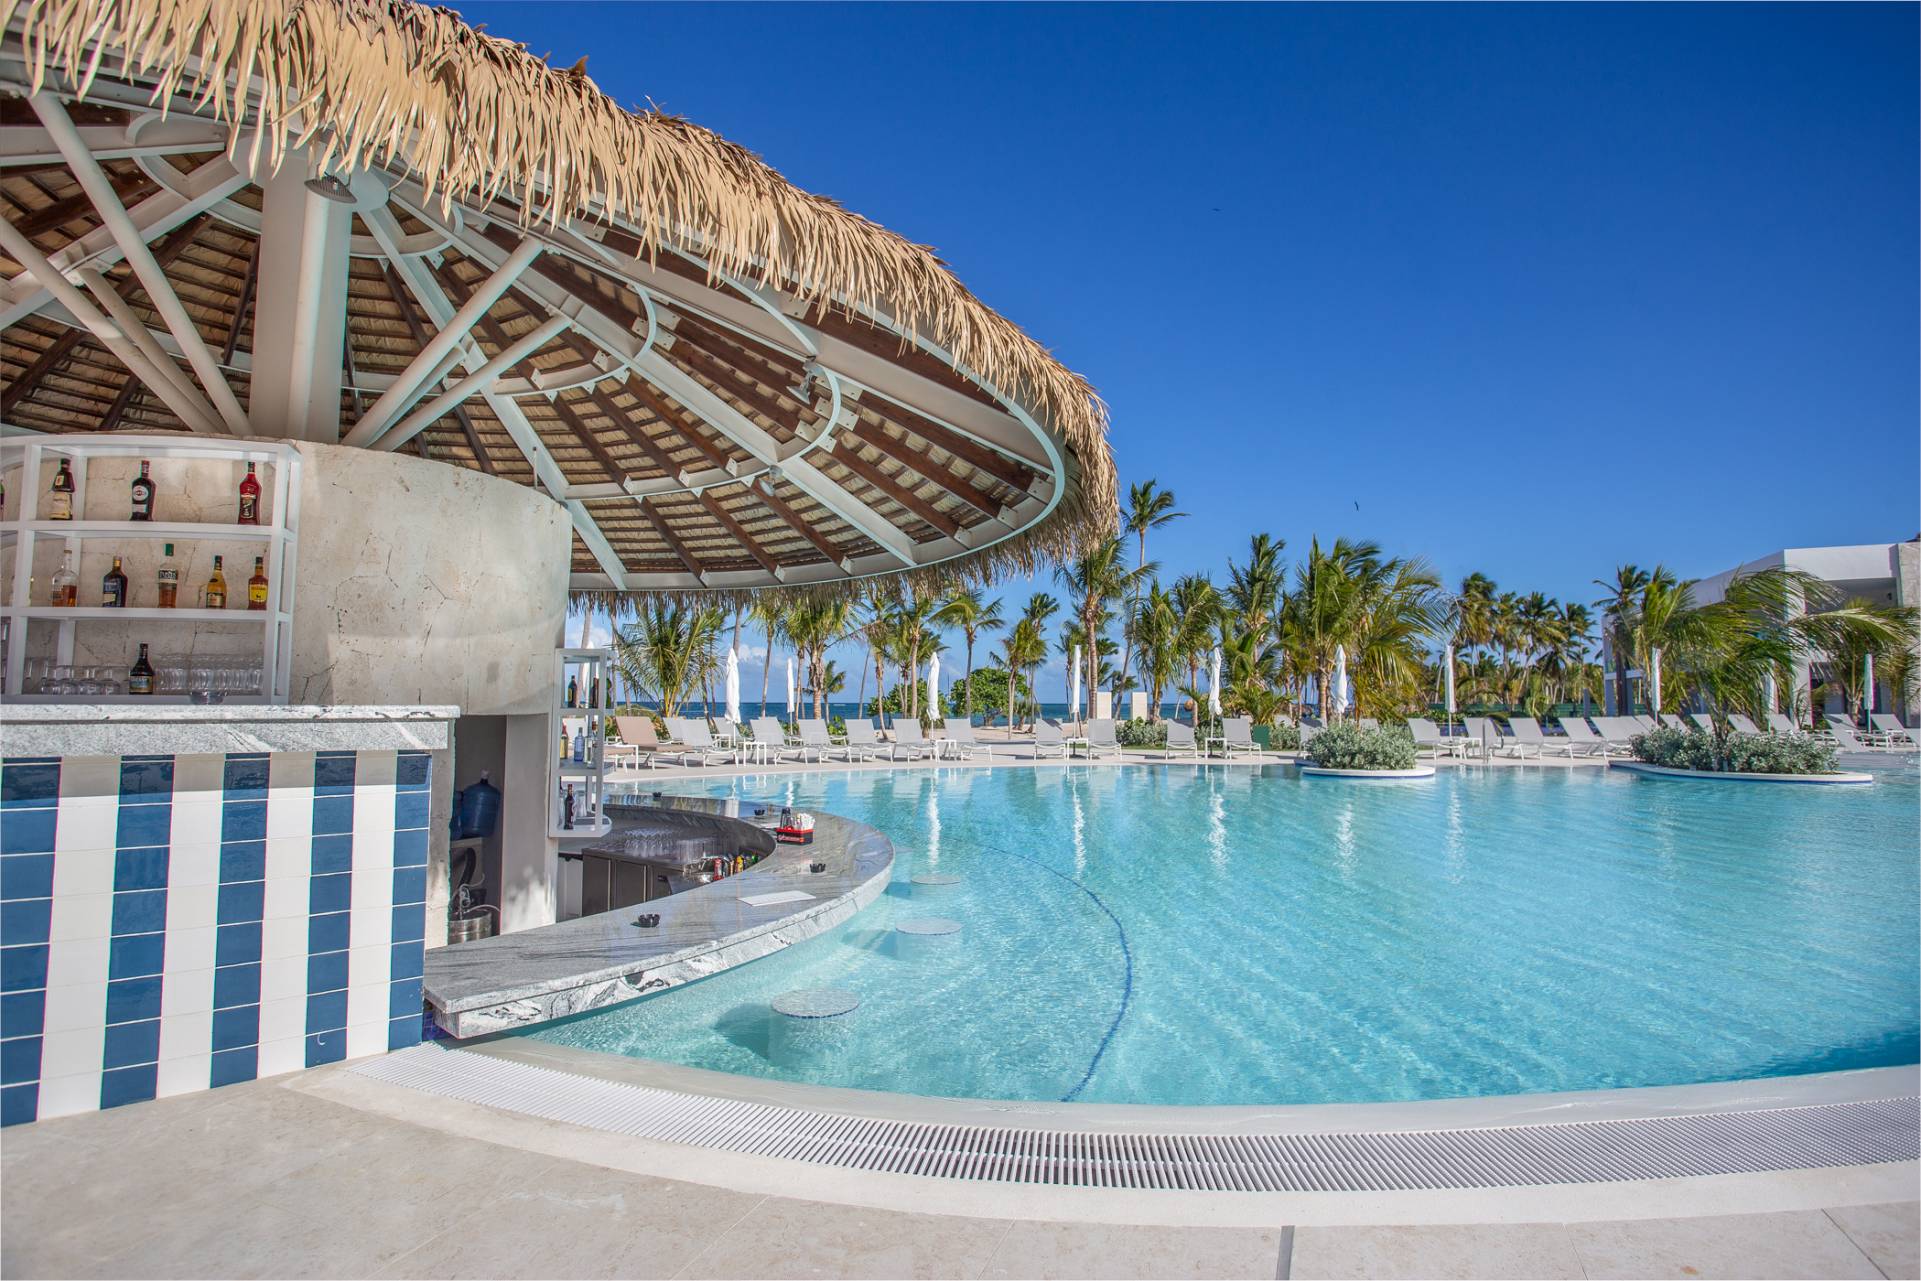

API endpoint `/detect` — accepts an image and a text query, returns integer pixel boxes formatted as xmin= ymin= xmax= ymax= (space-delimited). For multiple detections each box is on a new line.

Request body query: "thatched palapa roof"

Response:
xmin=0 ymin=0 xmax=1114 ymax=602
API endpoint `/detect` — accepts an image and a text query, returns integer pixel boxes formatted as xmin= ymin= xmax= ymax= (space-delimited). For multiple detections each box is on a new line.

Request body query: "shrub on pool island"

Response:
xmin=1631 ymin=726 xmax=1841 ymax=775
xmin=1305 ymin=722 xmax=1418 ymax=771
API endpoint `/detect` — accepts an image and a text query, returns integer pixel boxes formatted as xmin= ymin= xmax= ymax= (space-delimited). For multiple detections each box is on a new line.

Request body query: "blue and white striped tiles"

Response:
xmin=0 ymin=750 xmax=430 ymax=1125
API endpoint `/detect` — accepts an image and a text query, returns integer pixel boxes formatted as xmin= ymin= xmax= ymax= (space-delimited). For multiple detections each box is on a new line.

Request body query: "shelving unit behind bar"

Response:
xmin=1 ymin=434 xmax=301 ymax=703
xmin=551 ymin=647 xmax=613 ymax=842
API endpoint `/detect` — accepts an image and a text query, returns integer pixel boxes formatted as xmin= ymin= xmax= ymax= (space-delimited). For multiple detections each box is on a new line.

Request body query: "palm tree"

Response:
xmin=1226 ymin=533 xmax=1286 ymax=640
xmin=1017 ymin=593 xmax=1060 ymax=728
xmin=999 ymin=616 xmax=1048 ymax=732
xmin=889 ymin=585 xmax=943 ymax=720
xmin=1115 ymin=480 xmax=1183 ymax=693
xmin=935 ymin=587 xmax=1003 ymax=722
xmin=783 ymin=598 xmax=853 ymax=721
xmin=1592 ymin=565 xmax=1651 ymax=714
xmin=613 ymin=600 xmax=723 ymax=717
xmin=746 ymin=597 xmax=786 ymax=717
xmin=1129 ymin=583 xmax=1183 ymax=719
xmin=1169 ymin=573 xmax=1219 ymax=714
xmin=1454 ymin=573 xmax=1497 ymax=658
xmin=1056 ymin=535 xmax=1133 ymax=718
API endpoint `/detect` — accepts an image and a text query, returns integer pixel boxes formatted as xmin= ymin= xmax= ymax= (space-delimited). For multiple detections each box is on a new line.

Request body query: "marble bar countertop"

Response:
xmin=423 ymin=795 xmax=895 ymax=1038
xmin=0 ymin=703 xmax=459 ymax=756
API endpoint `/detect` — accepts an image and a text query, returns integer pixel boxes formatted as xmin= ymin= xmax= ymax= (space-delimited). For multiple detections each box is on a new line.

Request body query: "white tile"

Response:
xmin=163 ymin=925 xmax=218 ymax=977
xmin=39 ymin=1024 xmax=105 ymax=1079
xmin=48 ymin=846 xmax=115 ymax=898
xmin=163 ymin=888 xmax=217 ymax=932
xmin=260 ymin=917 xmax=311 ymax=961
xmin=169 ymin=753 xmax=226 ymax=801
xmin=264 ymin=834 xmax=311 ymax=881
xmin=349 ymin=866 xmax=396 ymax=918
xmin=39 ymin=981 xmax=107 ymax=1034
xmin=50 ymin=796 xmax=118 ymax=854
xmin=163 ymin=804 xmax=224 ymax=887
xmin=47 ymin=891 xmax=115 ymax=943
xmin=268 ymin=752 xmax=316 ymax=792
xmin=255 ymin=1035 xmax=305 ymax=1078
xmin=257 ymin=993 xmax=306 ymax=1045
xmin=35 ymin=1071 xmax=104 ymax=1120
xmin=43 ymin=935 xmax=110 ymax=991
xmin=344 ymin=1019 xmax=387 ymax=1060
xmin=350 ymin=899 xmax=392 ymax=951
xmin=259 ymin=952 xmax=307 ymax=1004
xmin=155 ymin=1053 xmax=211 ymax=1098
xmin=345 ymin=945 xmax=392 ymax=991
xmin=158 ymin=1009 xmax=212 ymax=1061
xmin=262 ymin=873 xmax=310 ymax=922
xmin=56 ymin=756 xmax=121 ymax=802
xmin=353 ymin=750 xmax=398 ymax=789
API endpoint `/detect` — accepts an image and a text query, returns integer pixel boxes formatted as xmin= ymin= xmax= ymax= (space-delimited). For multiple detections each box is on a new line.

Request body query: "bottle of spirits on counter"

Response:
xmin=566 ymin=674 xmax=578 ymax=707
xmin=102 ymin=556 xmax=128 ymax=608
xmin=157 ymin=544 xmax=179 ymax=608
xmin=130 ymin=461 xmax=155 ymax=521
xmin=236 ymin=462 xmax=261 ymax=524
xmin=129 ymin=644 xmax=155 ymax=696
xmin=47 ymin=458 xmax=74 ymax=520
xmin=48 ymin=552 xmax=78 ymax=606
xmin=562 ymin=783 xmax=576 ymax=830
xmin=247 ymin=556 xmax=268 ymax=610
xmin=203 ymin=555 xmax=227 ymax=609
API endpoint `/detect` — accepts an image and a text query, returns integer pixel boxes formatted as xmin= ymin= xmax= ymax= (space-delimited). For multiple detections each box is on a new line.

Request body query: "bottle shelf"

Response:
xmin=0 ymin=607 xmax=287 ymax=623
xmin=0 ymin=521 xmax=282 ymax=541
xmin=0 ymin=694 xmax=274 ymax=706
xmin=555 ymin=816 xmax=614 ymax=843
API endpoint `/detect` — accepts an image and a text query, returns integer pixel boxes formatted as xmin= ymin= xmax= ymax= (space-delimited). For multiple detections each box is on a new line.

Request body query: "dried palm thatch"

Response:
xmin=3 ymin=0 xmax=1115 ymax=550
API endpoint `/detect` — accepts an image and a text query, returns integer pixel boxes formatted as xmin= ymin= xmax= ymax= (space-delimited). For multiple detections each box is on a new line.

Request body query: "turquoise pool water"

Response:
xmin=528 ymin=763 xmax=1921 ymax=1107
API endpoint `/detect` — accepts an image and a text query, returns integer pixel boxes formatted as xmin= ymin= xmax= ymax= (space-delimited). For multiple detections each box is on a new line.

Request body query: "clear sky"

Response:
xmin=514 ymin=2 xmax=1920 ymax=688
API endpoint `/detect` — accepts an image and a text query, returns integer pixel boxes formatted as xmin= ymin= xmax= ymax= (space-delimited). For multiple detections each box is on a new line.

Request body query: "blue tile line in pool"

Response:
xmin=0 ymin=750 xmax=433 ymax=1126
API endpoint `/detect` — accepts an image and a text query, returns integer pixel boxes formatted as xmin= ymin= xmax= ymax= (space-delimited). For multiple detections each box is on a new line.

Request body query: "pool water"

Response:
xmin=527 ymin=763 xmax=1921 ymax=1107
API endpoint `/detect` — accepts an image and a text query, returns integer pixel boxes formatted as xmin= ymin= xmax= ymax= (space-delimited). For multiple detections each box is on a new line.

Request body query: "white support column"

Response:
xmin=74 ymin=268 xmax=224 ymax=428
xmin=339 ymin=236 xmax=544 ymax=447
xmin=248 ymin=154 xmax=353 ymax=441
xmin=31 ymin=93 xmax=252 ymax=435
xmin=0 ymin=215 xmax=226 ymax=434
xmin=499 ymin=712 xmax=560 ymax=933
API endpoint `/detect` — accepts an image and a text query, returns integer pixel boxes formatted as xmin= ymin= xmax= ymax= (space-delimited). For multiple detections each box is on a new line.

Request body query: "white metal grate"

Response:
xmin=350 ymin=1046 xmax=1920 ymax=1192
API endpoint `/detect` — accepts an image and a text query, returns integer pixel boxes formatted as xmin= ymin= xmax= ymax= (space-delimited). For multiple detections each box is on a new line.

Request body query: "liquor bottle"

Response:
xmin=246 ymin=556 xmax=268 ymax=611
xmin=562 ymin=783 xmax=576 ymax=831
xmin=130 ymin=461 xmax=155 ymax=521
xmin=572 ymin=727 xmax=585 ymax=763
xmin=203 ymin=555 xmax=227 ymax=609
xmin=236 ymin=462 xmax=261 ymax=525
xmin=589 ymin=676 xmax=600 ymax=708
xmin=156 ymin=544 xmax=179 ymax=608
xmin=128 ymin=644 xmax=155 ymax=696
xmin=101 ymin=556 xmax=128 ymax=608
xmin=47 ymin=458 xmax=74 ymax=520
xmin=48 ymin=551 xmax=78 ymax=607
xmin=566 ymin=675 xmax=578 ymax=707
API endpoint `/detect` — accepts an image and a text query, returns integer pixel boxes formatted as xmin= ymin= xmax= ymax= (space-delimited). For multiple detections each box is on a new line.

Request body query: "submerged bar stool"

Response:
xmin=769 ymin=988 xmax=860 ymax=1067
xmin=910 ymin=873 xmax=962 ymax=895
xmin=894 ymin=916 xmax=963 ymax=960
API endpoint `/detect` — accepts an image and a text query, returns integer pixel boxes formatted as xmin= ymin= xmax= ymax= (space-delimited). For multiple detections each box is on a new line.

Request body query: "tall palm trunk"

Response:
xmin=1084 ymin=603 xmax=1101 ymax=718
xmin=963 ymin=633 xmax=976 ymax=719
xmin=759 ymin=620 xmax=774 ymax=716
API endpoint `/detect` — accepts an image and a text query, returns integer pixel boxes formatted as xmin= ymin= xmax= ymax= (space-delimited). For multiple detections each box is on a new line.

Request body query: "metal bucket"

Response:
xmin=447 ymin=911 xmax=495 ymax=944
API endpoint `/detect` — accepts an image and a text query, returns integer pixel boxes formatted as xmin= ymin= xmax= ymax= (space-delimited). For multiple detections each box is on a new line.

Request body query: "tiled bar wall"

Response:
xmin=0 ymin=748 xmax=431 ymax=1125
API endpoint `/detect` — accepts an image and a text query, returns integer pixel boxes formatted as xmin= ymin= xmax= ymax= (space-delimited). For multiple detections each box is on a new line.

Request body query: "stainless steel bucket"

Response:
xmin=447 ymin=911 xmax=495 ymax=944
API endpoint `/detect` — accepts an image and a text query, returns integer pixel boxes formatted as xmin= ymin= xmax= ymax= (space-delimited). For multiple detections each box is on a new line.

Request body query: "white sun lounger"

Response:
xmin=1032 ymin=719 xmax=1070 ymax=760
xmin=748 ymin=717 xmax=799 ymax=763
xmin=1727 ymin=713 xmax=1763 ymax=736
xmin=1163 ymin=721 xmax=1200 ymax=759
xmin=1591 ymin=716 xmax=1644 ymax=752
xmin=936 ymin=721 xmax=991 ymax=759
xmin=1462 ymin=716 xmax=1506 ymax=757
xmin=1407 ymin=718 xmax=1464 ymax=759
xmin=666 ymin=718 xmax=732 ymax=766
xmin=795 ymin=719 xmax=835 ymax=762
xmin=1221 ymin=716 xmax=1262 ymax=757
xmin=1766 ymin=713 xmax=1805 ymax=737
xmin=1687 ymin=712 xmax=1718 ymax=734
xmin=1824 ymin=718 xmax=1895 ymax=754
xmin=1083 ymin=718 xmax=1122 ymax=759
xmin=1868 ymin=714 xmax=1916 ymax=747
xmin=889 ymin=721 xmax=937 ymax=761
xmin=842 ymin=719 xmax=883 ymax=761
xmin=1557 ymin=718 xmax=1614 ymax=758
xmin=1506 ymin=716 xmax=1570 ymax=758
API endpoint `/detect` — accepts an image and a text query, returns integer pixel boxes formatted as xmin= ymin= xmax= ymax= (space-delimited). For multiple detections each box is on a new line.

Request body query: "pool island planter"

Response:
xmin=1298 ymin=765 xmax=1437 ymax=780
xmin=1609 ymin=761 xmax=1875 ymax=786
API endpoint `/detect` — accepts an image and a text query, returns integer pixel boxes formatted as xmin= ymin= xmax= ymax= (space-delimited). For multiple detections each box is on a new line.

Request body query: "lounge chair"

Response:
xmin=1766 ymin=712 xmax=1805 ymax=737
xmin=889 ymin=721 xmax=936 ymax=761
xmin=1162 ymin=721 xmax=1200 ymax=759
xmin=1032 ymin=718 xmax=1071 ymax=760
xmin=1357 ymin=717 xmax=1380 ymax=731
xmin=795 ymin=719 xmax=835 ymax=762
xmin=1632 ymin=715 xmax=1660 ymax=733
xmin=1221 ymin=716 xmax=1262 ymax=758
xmin=1506 ymin=716 xmax=1568 ymax=758
xmin=1462 ymin=716 xmax=1502 ymax=757
xmin=665 ymin=718 xmax=731 ymax=766
xmin=748 ymin=716 xmax=800 ymax=763
xmin=1824 ymin=719 xmax=1892 ymax=754
xmin=1083 ymin=718 xmax=1122 ymax=759
xmin=935 ymin=721 xmax=991 ymax=760
xmin=1868 ymin=714 xmax=1916 ymax=748
xmin=842 ymin=719 xmax=883 ymax=761
xmin=1407 ymin=718 xmax=1464 ymax=759
xmin=610 ymin=715 xmax=661 ymax=770
xmin=1591 ymin=716 xmax=1644 ymax=753
xmin=1687 ymin=712 xmax=1717 ymax=734
xmin=1557 ymin=718 xmax=1614 ymax=758
xmin=1727 ymin=713 xmax=1764 ymax=736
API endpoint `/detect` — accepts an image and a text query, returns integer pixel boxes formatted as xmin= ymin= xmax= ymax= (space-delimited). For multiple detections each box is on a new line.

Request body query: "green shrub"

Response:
xmin=1632 ymin=727 xmax=1841 ymax=775
xmin=1305 ymin=722 xmax=1418 ymax=770
xmin=1117 ymin=718 xmax=1169 ymax=748
xmin=1265 ymin=722 xmax=1303 ymax=752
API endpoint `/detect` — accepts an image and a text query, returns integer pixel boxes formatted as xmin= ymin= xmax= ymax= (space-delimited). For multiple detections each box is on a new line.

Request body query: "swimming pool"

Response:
xmin=527 ymin=763 xmax=1920 ymax=1107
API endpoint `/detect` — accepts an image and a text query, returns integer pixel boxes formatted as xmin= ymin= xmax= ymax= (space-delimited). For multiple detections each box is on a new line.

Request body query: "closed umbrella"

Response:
xmin=724 ymin=646 xmax=741 ymax=727
xmin=785 ymin=656 xmax=796 ymax=721
xmin=1649 ymin=647 xmax=1663 ymax=720
xmin=927 ymin=653 xmax=941 ymax=722
xmin=1207 ymin=646 xmax=1222 ymax=718
xmin=1864 ymin=652 xmax=1875 ymax=721
xmin=1443 ymin=643 xmax=1457 ymax=719
xmin=1334 ymin=645 xmax=1350 ymax=718
xmin=1067 ymin=645 xmax=1082 ymax=724
xmin=1763 ymin=668 xmax=1778 ymax=716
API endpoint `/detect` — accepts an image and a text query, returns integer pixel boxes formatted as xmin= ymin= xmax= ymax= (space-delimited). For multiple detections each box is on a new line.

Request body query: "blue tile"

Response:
xmin=115 ymin=805 xmax=172 ymax=849
xmin=1 ymin=1082 xmax=38 ymax=1126
xmin=391 ymin=867 xmax=426 ymax=906
xmin=216 ymin=881 xmax=264 ymax=926
xmin=99 ymin=1063 xmax=157 ymax=1109
xmin=388 ymin=1015 xmax=423 ymax=1051
xmin=0 ymin=899 xmax=51 ymax=946
xmin=0 ymin=808 xmax=57 ymax=855
xmin=310 ymin=834 xmax=354 ymax=875
xmin=222 ymin=755 xmax=271 ymax=801
xmin=389 ymin=941 xmax=423 ymax=982
xmin=305 ymin=951 xmax=348 ymax=995
xmin=0 ymin=763 xmax=60 ymax=807
xmin=102 ymin=1019 xmax=160 ymax=1069
xmin=104 ymin=976 xmax=161 ymax=1025
xmin=311 ymin=795 xmax=355 ymax=837
xmin=390 ymin=904 xmax=425 ymax=943
xmin=212 ymin=963 xmax=260 ymax=1010
xmin=305 ymin=1030 xmax=346 ymax=1067
xmin=111 ymin=890 xmax=168 ymax=935
xmin=117 ymin=759 xmax=174 ymax=801
xmin=305 ymin=990 xmax=348 ymax=1033
xmin=396 ymin=753 xmax=432 ymax=790
xmin=392 ymin=828 xmax=429 ymax=869
xmin=215 ymin=922 xmax=262 ymax=967
xmin=112 ymin=845 xmax=170 ymax=892
xmin=0 ymin=855 xmax=54 ymax=902
xmin=0 ymin=946 xmax=48 ymax=993
xmin=209 ymin=1046 xmax=256 ymax=1088
xmin=314 ymin=754 xmax=357 ymax=792
xmin=108 ymin=933 xmax=166 ymax=980
xmin=212 ymin=1004 xmax=258 ymax=1051
xmin=308 ymin=912 xmax=350 ymax=954
xmin=393 ymin=792 xmax=431 ymax=832
xmin=0 ymin=1035 xmax=41 ymax=1085
xmin=219 ymin=841 xmax=266 ymax=883
xmin=1 ymin=992 xmax=45 ymax=1039
xmin=308 ymin=873 xmax=351 ymax=916
xmin=388 ymin=978 xmax=423 ymax=1020
xmin=220 ymin=801 xmax=267 ymax=843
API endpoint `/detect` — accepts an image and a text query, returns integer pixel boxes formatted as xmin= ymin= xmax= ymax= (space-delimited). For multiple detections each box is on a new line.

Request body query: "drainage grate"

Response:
xmin=350 ymin=1047 xmax=1919 ymax=1192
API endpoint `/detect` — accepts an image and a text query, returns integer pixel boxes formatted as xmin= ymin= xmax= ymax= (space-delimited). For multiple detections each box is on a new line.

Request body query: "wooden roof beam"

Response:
xmin=640 ymin=496 xmax=705 ymax=581
xmin=1 ymin=328 xmax=85 ymax=417
xmin=757 ymin=484 xmax=847 ymax=566
xmin=842 ymin=418 xmax=1006 ymax=522
xmin=830 ymin=440 xmax=965 ymax=542
xmin=694 ymin=487 xmax=783 ymax=577
xmin=855 ymin=389 xmax=1038 ymax=492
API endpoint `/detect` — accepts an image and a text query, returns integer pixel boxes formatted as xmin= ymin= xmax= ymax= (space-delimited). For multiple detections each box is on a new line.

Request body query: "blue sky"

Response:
xmin=516 ymin=2 xmax=1920 ymax=687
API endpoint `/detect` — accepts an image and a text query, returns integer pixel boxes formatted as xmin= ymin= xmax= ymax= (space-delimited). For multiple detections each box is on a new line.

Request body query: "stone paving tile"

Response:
xmin=1825 ymin=1202 xmax=1921 ymax=1280
xmin=982 ymin=1221 xmax=1286 ymax=1279
xmin=672 ymin=1197 xmax=1013 ymax=1280
xmin=1567 ymin=1209 xmax=1884 ymax=1280
xmin=1289 ymin=1223 xmax=1585 ymax=1280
